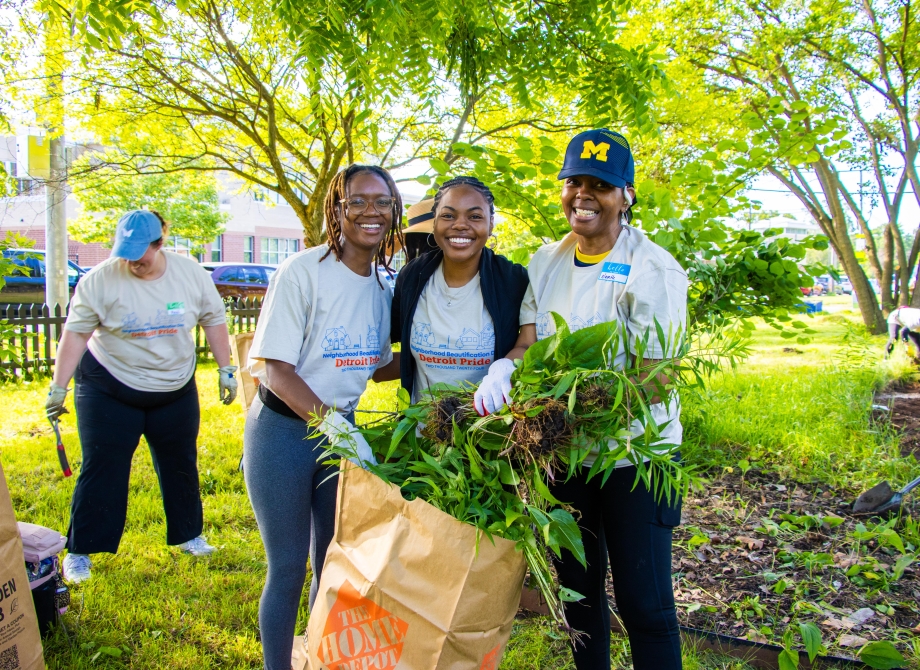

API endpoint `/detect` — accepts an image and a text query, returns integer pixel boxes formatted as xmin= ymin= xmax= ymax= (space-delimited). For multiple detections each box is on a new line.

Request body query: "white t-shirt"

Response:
xmin=888 ymin=307 xmax=920 ymax=331
xmin=65 ymin=251 xmax=227 ymax=392
xmin=248 ymin=244 xmax=393 ymax=414
xmin=409 ymin=265 xmax=494 ymax=402
xmin=520 ymin=226 xmax=688 ymax=466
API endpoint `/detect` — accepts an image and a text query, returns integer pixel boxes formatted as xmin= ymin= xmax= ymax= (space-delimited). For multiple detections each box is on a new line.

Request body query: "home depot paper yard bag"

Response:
xmin=230 ymin=331 xmax=258 ymax=412
xmin=0 ymin=460 xmax=45 ymax=669
xmin=307 ymin=465 xmax=526 ymax=670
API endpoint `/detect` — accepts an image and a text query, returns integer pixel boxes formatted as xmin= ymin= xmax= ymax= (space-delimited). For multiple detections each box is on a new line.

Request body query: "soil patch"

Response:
xmin=873 ymin=380 xmax=920 ymax=459
xmin=611 ymin=469 xmax=920 ymax=658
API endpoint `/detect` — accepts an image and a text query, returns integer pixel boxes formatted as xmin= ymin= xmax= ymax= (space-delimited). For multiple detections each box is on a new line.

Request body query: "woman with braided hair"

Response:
xmin=244 ymin=164 xmax=402 ymax=670
xmin=392 ymin=176 xmax=531 ymax=406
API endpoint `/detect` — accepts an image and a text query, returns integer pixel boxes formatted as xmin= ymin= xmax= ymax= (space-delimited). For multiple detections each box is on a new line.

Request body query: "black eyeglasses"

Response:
xmin=339 ymin=197 xmax=396 ymax=213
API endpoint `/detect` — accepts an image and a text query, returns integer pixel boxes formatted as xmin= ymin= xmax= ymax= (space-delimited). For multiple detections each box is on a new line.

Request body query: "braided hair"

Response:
xmin=432 ymin=176 xmax=495 ymax=217
xmin=320 ymin=165 xmax=405 ymax=286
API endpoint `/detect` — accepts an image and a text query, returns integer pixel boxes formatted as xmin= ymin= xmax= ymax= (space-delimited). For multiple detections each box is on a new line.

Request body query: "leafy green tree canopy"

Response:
xmin=69 ymin=153 xmax=227 ymax=249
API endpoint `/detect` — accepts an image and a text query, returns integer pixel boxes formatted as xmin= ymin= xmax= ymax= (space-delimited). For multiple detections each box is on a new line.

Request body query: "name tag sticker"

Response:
xmin=598 ymin=262 xmax=630 ymax=284
xmin=166 ymin=301 xmax=186 ymax=315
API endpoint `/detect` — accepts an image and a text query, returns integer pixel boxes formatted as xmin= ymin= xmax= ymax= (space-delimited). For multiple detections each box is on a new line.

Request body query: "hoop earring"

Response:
xmin=426 ymin=233 xmax=438 ymax=249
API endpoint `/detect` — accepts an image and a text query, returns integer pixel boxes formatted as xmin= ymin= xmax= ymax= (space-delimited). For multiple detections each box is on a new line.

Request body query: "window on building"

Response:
xmin=260 ymin=237 xmax=299 ymax=265
xmin=243 ymin=236 xmax=254 ymax=263
xmin=164 ymin=236 xmax=194 ymax=257
xmin=211 ymin=235 xmax=223 ymax=262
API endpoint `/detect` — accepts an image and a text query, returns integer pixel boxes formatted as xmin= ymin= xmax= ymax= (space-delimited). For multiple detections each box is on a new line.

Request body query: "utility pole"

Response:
xmin=45 ymin=134 xmax=68 ymax=311
xmin=43 ymin=17 xmax=68 ymax=311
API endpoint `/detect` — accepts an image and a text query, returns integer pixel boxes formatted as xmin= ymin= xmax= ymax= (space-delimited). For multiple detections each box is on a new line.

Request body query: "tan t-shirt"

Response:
xmin=65 ymin=251 xmax=226 ymax=392
xmin=520 ymin=226 xmax=688 ymax=466
xmin=410 ymin=265 xmax=494 ymax=403
xmin=248 ymin=244 xmax=393 ymax=414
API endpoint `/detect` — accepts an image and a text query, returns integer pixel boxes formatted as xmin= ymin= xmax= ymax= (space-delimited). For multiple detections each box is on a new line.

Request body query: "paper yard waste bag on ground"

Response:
xmin=0 ymin=460 xmax=45 ymax=669
xmin=307 ymin=465 xmax=526 ymax=670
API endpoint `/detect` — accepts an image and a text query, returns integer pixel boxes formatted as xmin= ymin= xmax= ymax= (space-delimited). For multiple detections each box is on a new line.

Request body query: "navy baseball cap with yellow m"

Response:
xmin=557 ymin=129 xmax=634 ymax=188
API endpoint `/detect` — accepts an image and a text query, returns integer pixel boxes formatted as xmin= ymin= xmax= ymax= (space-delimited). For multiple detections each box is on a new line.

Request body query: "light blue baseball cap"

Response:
xmin=111 ymin=210 xmax=164 ymax=261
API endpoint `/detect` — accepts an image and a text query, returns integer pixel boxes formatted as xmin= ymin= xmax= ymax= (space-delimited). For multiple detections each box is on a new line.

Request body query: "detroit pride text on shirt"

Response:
xmin=320 ymin=324 xmax=384 ymax=371
xmin=120 ymin=302 xmax=186 ymax=339
xmin=409 ymin=322 xmax=494 ymax=371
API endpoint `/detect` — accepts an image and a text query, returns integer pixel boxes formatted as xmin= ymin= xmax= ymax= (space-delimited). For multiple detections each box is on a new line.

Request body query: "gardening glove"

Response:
xmin=474 ymin=357 xmax=516 ymax=416
xmin=218 ymin=365 xmax=239 ymax=405
xmin=318 ymin=410 xmax=377 ymax=468
xmin=45 ymin=382 xmax=69 ymax=420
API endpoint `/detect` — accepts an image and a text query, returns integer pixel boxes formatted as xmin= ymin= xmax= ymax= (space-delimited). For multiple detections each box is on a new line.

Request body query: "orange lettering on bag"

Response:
xmin=480 ymin=644 xmax=501 ymax=670
xmin=318 ymin=580 xmax=408 ymax=670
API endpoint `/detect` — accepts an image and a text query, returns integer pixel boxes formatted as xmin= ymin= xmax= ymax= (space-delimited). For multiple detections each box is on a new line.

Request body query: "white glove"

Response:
xmin=218 ymin=366 xmax=239 ymax=405
xmin=474 ymin=358 xmax=516 ymax=416
xmin=318 ymin=410 xmax=377 ymax=468
xmin=45 ymin=382 xmax=69 ymax=420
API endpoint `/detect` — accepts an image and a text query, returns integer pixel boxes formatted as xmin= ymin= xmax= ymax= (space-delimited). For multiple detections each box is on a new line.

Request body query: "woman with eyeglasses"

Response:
xmin=243 ymin=165 xmax=402 ymax=670
xmin=391 ymin=176 xmax=531 ymax=410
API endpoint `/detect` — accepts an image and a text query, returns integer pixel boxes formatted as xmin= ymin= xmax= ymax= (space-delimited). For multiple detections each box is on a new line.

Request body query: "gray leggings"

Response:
xmin=243 ymin=395 xmax=343 ymax=670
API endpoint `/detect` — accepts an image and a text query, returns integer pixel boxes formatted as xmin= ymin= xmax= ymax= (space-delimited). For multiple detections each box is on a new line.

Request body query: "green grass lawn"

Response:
xmin=1 ymin=307 xmax=917 ymax=668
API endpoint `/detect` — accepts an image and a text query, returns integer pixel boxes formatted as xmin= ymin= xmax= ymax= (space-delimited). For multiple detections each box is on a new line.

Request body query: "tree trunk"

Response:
xmin=880 ymin=224 xmax=894 ymax=313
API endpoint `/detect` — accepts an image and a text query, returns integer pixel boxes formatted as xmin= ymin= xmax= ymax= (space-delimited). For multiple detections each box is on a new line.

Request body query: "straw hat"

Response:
xmin=404 ymin=198 xmax=435 ymax=234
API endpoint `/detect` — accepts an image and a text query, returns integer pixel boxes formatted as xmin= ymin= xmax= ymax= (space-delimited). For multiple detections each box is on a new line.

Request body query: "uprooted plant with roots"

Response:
xmin=318 ymin=312 xmax=745 ymax=636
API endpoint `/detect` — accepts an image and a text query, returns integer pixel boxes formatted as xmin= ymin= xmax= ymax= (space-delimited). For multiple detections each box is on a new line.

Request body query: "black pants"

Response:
xmin=550 ymin=465 xmax=682 ymax=670
xmin=67 ymin=351 xmax=203 ymax=554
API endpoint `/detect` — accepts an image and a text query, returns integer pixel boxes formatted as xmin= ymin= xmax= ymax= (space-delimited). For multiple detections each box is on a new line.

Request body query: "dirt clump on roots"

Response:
xmin=577 ymin=383 xmax=610 ymax=409
xmin=422 ymin=396 xmax=469 ymax=443
xmin=511 ymin=398 xmax=572 ymax=458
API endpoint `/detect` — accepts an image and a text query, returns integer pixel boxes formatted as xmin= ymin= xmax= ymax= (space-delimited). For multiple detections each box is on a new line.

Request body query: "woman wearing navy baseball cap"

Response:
xmin=46 ymin=210 xmax=237 ymax=584
xmin=476 ymin=129 xmax=688 ymax=668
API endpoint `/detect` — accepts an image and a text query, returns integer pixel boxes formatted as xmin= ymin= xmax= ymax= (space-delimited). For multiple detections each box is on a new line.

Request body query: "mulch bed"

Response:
xmin=873 ymin=380 xmax=920 ymax=459
xmin=647 ymin=468 xmax=920 ymax=657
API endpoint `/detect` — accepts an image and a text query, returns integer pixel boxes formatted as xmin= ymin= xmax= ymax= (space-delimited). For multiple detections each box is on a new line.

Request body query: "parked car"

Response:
xmin=839 ymin=276 xmax=853 ymax=294
xmin=202 ymin=262 xmax=276 ymax=300
xmin=1 ymin=249 xmax=86 ymax=304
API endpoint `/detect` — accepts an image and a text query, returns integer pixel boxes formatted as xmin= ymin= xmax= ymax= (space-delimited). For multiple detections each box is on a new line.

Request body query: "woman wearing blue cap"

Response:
xmin=477 ymin=129 xmax=687 ymax=668
xmin=45 ymin=210 xmax=237 ymax=584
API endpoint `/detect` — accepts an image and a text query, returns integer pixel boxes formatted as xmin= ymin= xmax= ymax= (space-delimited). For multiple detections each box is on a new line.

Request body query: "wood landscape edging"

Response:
xmin=518 ymin=587 xmax=881 ymax=669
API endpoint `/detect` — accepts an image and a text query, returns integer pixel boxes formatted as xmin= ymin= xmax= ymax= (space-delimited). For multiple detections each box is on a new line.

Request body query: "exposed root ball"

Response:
xmin=577 ymin=383 xmax=610 ymax=409
xmin=422 ymin=396 xmax=469 ymax=442
xmin=511 ymin=398 xmax=571 ymax=457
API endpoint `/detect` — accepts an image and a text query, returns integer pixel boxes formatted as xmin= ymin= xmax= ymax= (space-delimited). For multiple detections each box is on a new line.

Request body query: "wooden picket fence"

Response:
xmin=0 ymin=304 xmax=67 ymax=378
xmin=0 ymin=298 xmax=264 ymax=379
xmin=194 ymin=297 xmax=263 ymax=355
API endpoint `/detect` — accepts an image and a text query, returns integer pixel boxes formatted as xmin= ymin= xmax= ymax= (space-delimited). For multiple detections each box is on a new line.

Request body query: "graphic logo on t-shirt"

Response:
xmin=323 ymin=327 xmax=355 ymax=351
xmin=411 ymin=322 xmax=492 ymax=370
xmin=598 ymin=262 xmax=630 ymax=284
xmin=366 ymin=326 xmax=380 ymax=350
xmin=411 ymin=322 xmax=435 ymax=348
xmin=321 ymin=326 xmax=382 ymax=371
xmin=536 ymin=311 xmax=603 ymax=339
xmin=570 ymin=312 xmax=603 ymax=331
xmin=120 ymin=310 xmax=185 ymax=339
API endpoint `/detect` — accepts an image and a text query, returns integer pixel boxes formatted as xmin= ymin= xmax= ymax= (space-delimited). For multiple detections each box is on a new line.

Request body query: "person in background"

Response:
xmin=401 ymin=197 xmax=439 ymax=261
xmin=885 ymin=306 xmax=920 ymax=359
xmin=479 ymin=129 xmax=688 ymax=669
xmin=391 ymin=177 xmax=530 ymax=406
xmin=45 ymin=209 xmax=237 ymax=585
xmin=244 ymin=164 xmax=401 ymax=670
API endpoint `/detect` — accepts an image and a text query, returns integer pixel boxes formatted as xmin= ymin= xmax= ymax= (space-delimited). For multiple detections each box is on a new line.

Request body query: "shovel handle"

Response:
xmin=49 ymin=419 xmax=72 ymax=478
xmin=901 ymin=474 xmax=920 ymax=496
